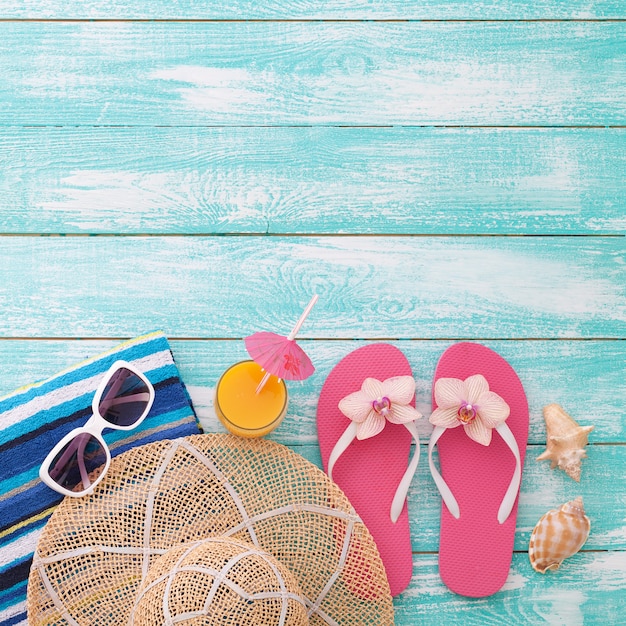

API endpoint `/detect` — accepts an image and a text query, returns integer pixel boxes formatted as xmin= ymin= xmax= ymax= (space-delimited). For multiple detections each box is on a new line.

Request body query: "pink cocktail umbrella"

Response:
xmin=245 ymin=295 xmax=318 ymax=394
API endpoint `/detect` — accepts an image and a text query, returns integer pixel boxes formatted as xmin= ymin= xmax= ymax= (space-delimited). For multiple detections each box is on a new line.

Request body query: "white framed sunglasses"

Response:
xmin=39 ymin=360 xmax=155 ymax=497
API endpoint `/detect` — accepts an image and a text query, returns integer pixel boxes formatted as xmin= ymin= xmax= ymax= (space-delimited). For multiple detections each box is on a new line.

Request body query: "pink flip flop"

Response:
xmin=317 ymin=344 xmax=423 ymax=596
xmin=428 ymin=342 xmax=529 ymax=597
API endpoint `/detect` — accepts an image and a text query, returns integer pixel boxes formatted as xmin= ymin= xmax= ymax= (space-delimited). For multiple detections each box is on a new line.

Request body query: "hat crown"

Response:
xmin=131 ymin=537 xmax=309 ymax=626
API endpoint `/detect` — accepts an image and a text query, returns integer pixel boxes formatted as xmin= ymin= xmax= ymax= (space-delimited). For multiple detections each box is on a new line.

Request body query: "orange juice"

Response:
xmin=215 ymin=361 xmax=288 ymax=438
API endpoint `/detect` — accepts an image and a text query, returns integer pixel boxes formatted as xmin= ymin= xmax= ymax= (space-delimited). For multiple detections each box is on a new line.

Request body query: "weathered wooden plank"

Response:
xmin=0 ymin=22 xmax=624 ymax=125
xmin=182 ymin=336 xmax=626 ymax=553
xmin=393 ymin=551 xmax=626 ymax=625
xmin=292 ymin=445 xmax=625 ymax=553
xmin=0 ymin=339 xmax=618 ymax=443
xmin=1 ymin=127 xmax=624 ymax=235
xmin=1 ymin=0 xmax=624 ymax=20
xmin=405 ymin=443 xmax=626 ymax=552
xmin=0 ymin=339 xmax=622 ymax=552
xmin=0 ymin=236 xmax=623 ymax=338
xmin=185 ymin=341 xmax=623 ymax=446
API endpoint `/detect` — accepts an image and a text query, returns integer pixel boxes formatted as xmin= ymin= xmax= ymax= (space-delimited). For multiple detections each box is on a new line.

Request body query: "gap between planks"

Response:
xmin=412 ymin=548 xmax=626 ymax=554
xmin=13 ymin=125 xmax=626 ymax=129
xmin=0 ymin=19 xmax=625 ymax=23
xmin=0 ymin=337 xmax=623 ymax=341
xmin=0 ymin=233 xmax=623 ymax=238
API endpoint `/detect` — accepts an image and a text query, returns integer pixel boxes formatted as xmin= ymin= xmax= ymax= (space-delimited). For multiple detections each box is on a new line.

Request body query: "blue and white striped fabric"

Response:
xmin=0 ymin=331 xmax=200 ymax=626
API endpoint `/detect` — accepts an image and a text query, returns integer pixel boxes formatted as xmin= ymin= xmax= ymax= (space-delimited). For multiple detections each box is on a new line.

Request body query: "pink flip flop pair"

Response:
xmin=317 ymin=342 xmax=529 ymax=597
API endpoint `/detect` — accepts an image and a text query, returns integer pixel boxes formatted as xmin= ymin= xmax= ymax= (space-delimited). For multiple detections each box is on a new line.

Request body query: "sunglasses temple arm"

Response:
xmin=99 ymin=392 xmax=152 ymax=419
xmin=98 ymin=372 xmax=129 ymax=413
xmin=47 ymin=434 xmax=93 ymax=490
xmin=48 ymin=436 xmax=82 ymax=479
xmin=105 ymin=392 xmax=152 ymax=406
xmin=76 ymin=435 xmax=92 ymax=489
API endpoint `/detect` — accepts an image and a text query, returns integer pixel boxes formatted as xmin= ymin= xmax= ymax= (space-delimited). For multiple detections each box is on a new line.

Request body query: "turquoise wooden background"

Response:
xmin=0 ymin=1 xmax=624 ymax=624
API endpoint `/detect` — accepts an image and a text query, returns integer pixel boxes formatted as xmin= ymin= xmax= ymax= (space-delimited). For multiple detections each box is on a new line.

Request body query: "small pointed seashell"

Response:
xmin=536 ymin=404 xmax=594 ymax=482
xmin=529 ymin=497 xmax=590 ymax=573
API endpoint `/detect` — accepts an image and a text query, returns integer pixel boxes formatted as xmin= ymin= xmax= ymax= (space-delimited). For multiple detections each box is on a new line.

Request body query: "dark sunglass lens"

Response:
xmin=99 ymin=367 xmax=151 ymax=426
xmin=47 ymin=433 xmax=107 ymax=493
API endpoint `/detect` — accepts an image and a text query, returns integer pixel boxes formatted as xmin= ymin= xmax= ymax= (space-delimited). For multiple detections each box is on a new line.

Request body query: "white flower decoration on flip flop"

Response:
xmin=429 ymin=374 xmax=509 ymax=446
xmin=338 ymin=376 xmax=423 ymax=440
xmin=428 ymin=372 xmax=520 ymax=523
xmin=331 ymin=374 xmax=423 ymax=523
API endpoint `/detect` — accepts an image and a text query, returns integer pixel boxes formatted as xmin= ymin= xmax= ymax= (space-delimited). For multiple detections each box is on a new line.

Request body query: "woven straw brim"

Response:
xmin=27 ymin=433 xmax=394 ymax=625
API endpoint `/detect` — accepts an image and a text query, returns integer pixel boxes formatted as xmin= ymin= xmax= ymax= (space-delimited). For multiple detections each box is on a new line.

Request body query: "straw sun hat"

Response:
xmin=28 ymin=434 xmax=394 ymax=625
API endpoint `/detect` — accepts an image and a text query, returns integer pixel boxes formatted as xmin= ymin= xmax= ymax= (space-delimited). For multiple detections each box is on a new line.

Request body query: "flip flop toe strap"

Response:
xmin=428 ymin=422 xmax=521 ymax=524
xmin=327 ymin=422 xmax=358 ymax=480
xmin=328 ymin=421 xmax=421 ymax=523
xmin=427 ymin=426 xmax=460 ymax=519
xmin=494 ymin=423 xmax=522 ymax=524
xmin=390 ymin=420 xmax=421 ymax=523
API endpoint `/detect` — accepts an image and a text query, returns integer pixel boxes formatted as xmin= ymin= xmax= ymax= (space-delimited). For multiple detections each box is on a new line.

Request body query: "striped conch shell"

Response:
xmin=536 ymin=404 xmax=594 ymax=482
xmin=529 ymin=497 xmax=590 ymax=573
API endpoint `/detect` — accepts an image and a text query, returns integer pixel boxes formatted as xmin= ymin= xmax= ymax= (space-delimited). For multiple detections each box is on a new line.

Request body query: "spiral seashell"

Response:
xmin=529 ymin=497 xmax=590 ymax=573
xmin=536 ymin=404 xmax=594 ymax=482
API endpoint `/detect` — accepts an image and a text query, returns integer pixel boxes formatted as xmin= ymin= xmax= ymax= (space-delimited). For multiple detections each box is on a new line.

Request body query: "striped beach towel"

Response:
xmin=0 ymin=331 xmax=200 ymax=626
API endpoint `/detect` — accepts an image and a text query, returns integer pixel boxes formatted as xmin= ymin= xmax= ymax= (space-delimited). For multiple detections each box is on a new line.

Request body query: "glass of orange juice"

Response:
xmin=214 ymin=361 xmax=288 ymax=438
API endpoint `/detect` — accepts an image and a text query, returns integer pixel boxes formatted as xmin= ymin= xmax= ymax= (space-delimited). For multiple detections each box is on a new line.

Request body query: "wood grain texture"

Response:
xmin=0 ymin=22 xmax=624 ymax=126
xmin=1 ymin=0 xmax=624 ymax=20
xmin=0 ymin=339 xmax=619 ymax=443
xmin=0 ymin=236 xmax=623 ymax=338
xmin=0 ymin=5 xmax=624 ymax=623
xmin=393 ymin=552 xmax=626 ymax=625
xmin=1 ymin=127 xmax=624 ymax=235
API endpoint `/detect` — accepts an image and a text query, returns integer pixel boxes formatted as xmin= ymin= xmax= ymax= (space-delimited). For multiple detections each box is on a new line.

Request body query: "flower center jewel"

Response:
xmin=372 ymin=396 xmax=391 ymax=417
xmin=457 ymin=403 xmax=477 ymax=424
